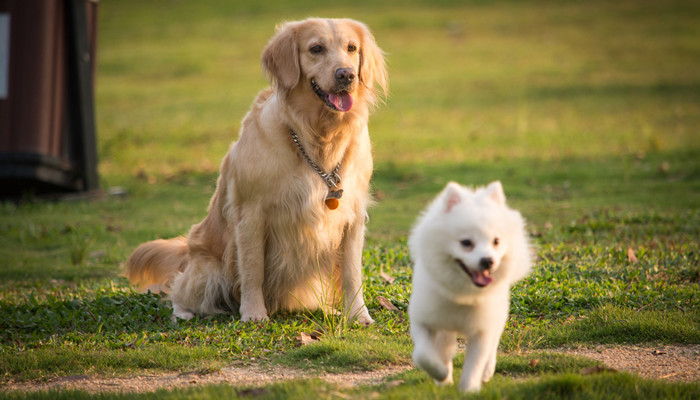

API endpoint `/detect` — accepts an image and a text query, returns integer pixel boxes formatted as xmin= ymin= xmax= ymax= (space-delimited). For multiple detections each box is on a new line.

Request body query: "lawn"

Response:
xmin=1 ymin=0 xmax=699 ymax=398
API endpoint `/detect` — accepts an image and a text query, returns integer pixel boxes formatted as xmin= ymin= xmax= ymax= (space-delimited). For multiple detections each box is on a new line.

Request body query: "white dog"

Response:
xmin=408 ymin=181 xmax=532 ymax=392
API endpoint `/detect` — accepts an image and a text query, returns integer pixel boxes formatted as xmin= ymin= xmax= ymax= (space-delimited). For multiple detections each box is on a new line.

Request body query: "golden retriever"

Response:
xmin=125 ymin=18 xmax=388 ymax=324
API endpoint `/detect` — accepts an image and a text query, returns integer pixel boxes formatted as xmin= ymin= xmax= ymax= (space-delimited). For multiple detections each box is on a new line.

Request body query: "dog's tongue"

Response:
xmin=469 ymin=270 xmax=493 ymax=287
xmin=328 ymin=93 xmax=353 ymax=112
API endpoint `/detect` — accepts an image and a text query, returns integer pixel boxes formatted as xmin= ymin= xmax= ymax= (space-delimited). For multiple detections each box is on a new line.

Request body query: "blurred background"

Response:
xmin=92 ymin=0 xmax=699 ymax=238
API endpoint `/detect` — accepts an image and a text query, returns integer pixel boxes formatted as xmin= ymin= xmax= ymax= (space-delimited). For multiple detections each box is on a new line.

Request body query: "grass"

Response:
xmin=1 ymin=0 xmax=699 ymax=398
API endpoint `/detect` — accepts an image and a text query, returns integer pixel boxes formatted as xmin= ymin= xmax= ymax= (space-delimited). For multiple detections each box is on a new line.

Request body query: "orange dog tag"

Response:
xmin=325 ymin=189 xmax=343 ymax=210
xmin=325 ymin=198 xmax=340 ymax=210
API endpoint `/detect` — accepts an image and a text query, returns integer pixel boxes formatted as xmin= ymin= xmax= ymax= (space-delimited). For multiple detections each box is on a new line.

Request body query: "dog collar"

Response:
xmin=289 ymin=128 xmax=343 ymax=210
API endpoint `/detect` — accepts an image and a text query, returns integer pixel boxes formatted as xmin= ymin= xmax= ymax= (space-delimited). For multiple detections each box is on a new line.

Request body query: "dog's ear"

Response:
xmin=443 ymin=182 xmax=463 ymax=213
xmin=349 ymin=20 xmax=388 ymax=104
xmin=485 ymin=181 xmax=506 ymax=205
xmin=262 ymin=22 xmax=300 ymax=92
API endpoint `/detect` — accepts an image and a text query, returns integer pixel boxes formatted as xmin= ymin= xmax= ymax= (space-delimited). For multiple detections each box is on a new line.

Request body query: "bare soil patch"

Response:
xmin=558 ymin=344 xmax=699 ymax=383
xmin=1 ymin=364 xmax=413 ymax=394
xmin=2 ymin=344 xmax=697 ymax=394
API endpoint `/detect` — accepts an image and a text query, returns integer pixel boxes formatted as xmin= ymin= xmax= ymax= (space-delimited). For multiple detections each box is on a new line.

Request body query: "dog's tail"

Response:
xmin=124 ymin=236 xmax=189 ymax=293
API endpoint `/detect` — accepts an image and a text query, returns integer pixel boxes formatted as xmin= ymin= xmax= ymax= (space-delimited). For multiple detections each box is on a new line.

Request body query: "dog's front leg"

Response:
xmin=339 ymin=221 xmax=373 ymax=325
xmin=411 ymin=323 xmax=450 ymax=382
xmin=235 ymin=206 xmax=268 ymax=322
xmin=458 ymin=331 xmax=498 ymax=392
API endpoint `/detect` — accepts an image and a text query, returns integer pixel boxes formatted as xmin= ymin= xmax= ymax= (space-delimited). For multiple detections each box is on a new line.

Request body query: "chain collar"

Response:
xmin=289 ymin=128 xmax=341 ymax=189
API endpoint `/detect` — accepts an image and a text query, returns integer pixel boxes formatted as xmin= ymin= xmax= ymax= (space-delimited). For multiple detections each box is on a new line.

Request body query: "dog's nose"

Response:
xmin=334 ymin=68 xmax=355 ymax=85
xmin=480 ymin=257 xmax=494 ymax=270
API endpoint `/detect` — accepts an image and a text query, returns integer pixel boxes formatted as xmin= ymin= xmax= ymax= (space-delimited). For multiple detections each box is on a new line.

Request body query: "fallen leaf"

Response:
xmin=627 ymin=248 xmax=639 ymax=263
xmin=310 ymin=329 xmax=323 ymax=340
xmin=295 ymin=331 xmax=319 ymax=347
xmin=529 ymin=359 xmax=539 ymax=368
xmin=377 ymin=296 xmax=399 ymax=312
xmin=581 ymin=366 xmax=617 ymax=375
xmin=380 ymin=268 xmax=396 ymax=284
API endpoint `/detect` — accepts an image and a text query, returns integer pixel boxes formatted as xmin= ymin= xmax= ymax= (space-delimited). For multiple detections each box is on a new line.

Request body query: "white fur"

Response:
xmin=408 ymin=181 xmax=532 ymax=392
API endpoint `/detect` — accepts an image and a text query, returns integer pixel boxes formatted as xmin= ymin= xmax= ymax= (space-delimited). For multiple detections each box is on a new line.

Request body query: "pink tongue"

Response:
xmin=328 ymin=93 xmax=353 ymax=112
xmin=469 ymin=270 xmax=493 ymax=287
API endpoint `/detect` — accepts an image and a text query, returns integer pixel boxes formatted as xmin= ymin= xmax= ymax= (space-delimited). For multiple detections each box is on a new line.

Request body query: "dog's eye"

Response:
xmin=309 ymin=45 xmax=325 ymax=55
xmin=493 ymin=237 xmax=500 ymax=246
xmin=347 ymin=43 xmax=357 ymax=53
xmin=460 ymin=239 xmax=474 ymax=249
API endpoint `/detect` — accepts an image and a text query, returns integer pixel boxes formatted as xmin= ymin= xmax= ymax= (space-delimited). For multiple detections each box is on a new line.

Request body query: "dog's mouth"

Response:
xmin=311 ymin=79 xmax=353 ymax=112
xmin=455 ymin=259 xmax=493 ymax=288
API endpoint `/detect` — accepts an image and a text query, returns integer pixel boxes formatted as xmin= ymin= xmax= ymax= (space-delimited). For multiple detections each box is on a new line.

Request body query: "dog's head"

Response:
xmin=262 ymin=18 xmax=388 ymax=113
xmin=410 ymin=181 xmax=532 ymax=293
xmin=440 ymin=181 xmax=509 ymax=288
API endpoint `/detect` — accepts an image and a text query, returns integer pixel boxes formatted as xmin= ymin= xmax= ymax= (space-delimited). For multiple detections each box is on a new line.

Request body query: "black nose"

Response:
xmin=334 ymin=68 xmax=355 ymax=84
xmin=480 ymin=257 xmax=494 ymax=270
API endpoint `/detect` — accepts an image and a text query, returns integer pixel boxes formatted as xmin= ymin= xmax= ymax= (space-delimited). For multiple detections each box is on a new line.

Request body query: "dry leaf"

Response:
xmin=529 ymin=359 xmax=539 ymax=368
xmin=377 ymin=296 xmax=399 ymax=312
xmin=310 ymin=329 xmax=323 ymax=340
xmin=627 ymin=247 xmax=639 ymax=263
xmin=295 ymin=331 xmax=319 ymax=347
xmin=380 ymin=268 xmax=396 ymax=284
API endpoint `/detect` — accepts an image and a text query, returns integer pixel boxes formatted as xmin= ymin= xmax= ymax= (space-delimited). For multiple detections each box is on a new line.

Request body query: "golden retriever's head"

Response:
xmin=262 ymin=18 xmax=388 ymax=114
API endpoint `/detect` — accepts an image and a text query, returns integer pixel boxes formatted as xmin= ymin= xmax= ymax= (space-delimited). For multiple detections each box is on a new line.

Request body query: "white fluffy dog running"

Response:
xmin=408 ymin=181 xmax=532 ymax=392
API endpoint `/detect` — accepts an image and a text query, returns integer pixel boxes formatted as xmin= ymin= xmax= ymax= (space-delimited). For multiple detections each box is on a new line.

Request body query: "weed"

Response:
xmin=69 ymin=236 xmax=94 ymax=266
xmin=291 ymin=263 xmax=365 ymax=338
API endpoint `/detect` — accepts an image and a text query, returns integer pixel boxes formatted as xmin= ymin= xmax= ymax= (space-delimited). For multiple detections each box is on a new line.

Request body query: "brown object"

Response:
xmin=0 ymin=0 xmax=99 ymax=197
xmin=325 ymin=197 xmax=340 ymax=210
xmin=377 ymin=296 xmax=399 ymax=312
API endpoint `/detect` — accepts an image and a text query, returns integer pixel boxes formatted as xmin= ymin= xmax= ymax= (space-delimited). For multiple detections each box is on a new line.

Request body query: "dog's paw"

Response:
xmin=435 ymin=362 xmax=454 ymax=386
xmin=458 ymin=374 xmax=482 ymax=393
xmin=172 ymin=303 xmax=195 ymax=321
xmin=240 ymin=312 xmax=269 ymax=322
xmin=357 ymin=313 xmax=375 ymax=326
xmin=352 ymin=306 xmax=374 ymax=326
xmin=413 ymin=350 xmax=449 ymax=382
xmin=239 ymin=294 xmax=268 ymax=322
xmin=239 ymin=303 xmax=269 ymax=322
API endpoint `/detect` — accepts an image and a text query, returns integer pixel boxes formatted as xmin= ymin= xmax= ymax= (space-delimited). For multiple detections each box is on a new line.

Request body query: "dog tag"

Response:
xmin=325 ymin=189 xmax=343 ymax=210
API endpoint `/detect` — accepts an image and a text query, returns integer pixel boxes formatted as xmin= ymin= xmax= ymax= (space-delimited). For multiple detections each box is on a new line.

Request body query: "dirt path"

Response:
xmin=1 ymin=364 xmax=414 ymax=394
xmin=2 ymin=344 xmax=697 ymax=393
xmin=558 ymin=344 xmax=699 ymax=383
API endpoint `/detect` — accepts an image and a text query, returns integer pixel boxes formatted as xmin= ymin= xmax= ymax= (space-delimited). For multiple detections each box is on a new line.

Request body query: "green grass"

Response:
xmin=1 ymin=0 xmax=699 ymax=398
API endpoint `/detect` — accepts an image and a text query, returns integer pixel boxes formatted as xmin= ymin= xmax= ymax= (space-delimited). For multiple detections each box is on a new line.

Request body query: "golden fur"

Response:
xmin=125 ymin=18 xmax=387 ymax=323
